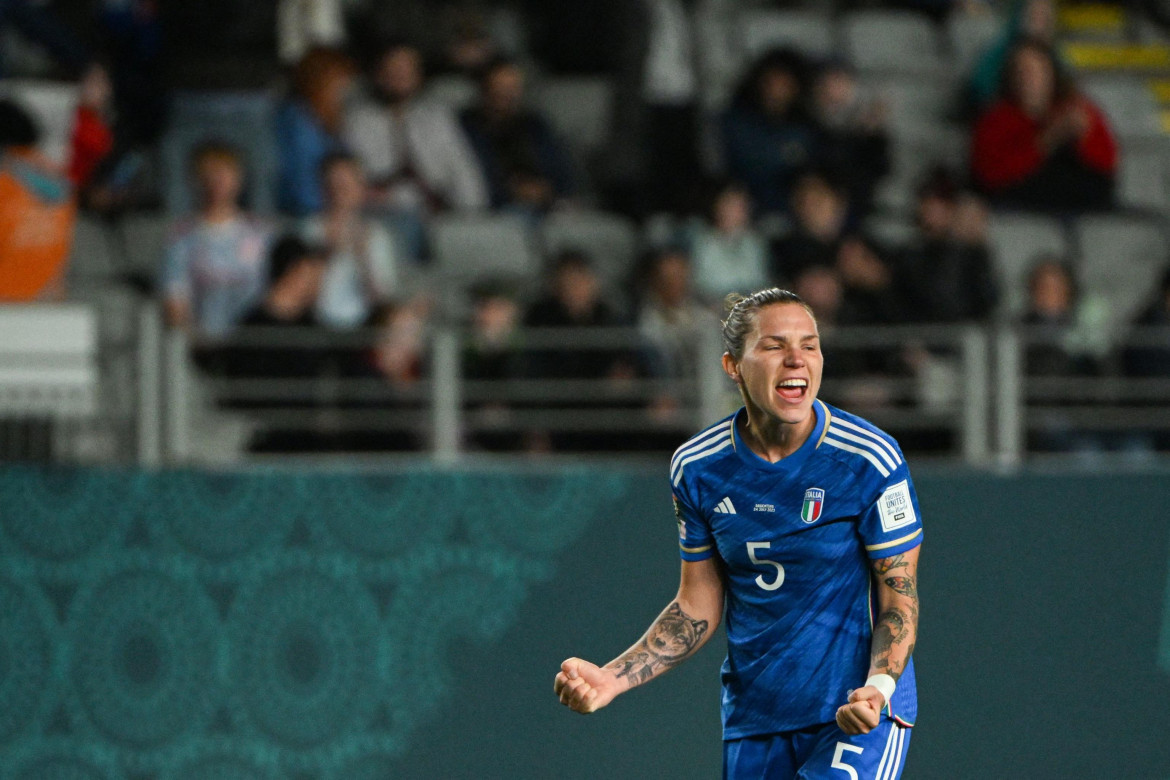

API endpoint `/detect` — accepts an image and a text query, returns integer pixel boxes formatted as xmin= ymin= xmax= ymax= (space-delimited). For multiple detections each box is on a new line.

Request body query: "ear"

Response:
xmin=721 ymin=352 xmax=739 ymax=383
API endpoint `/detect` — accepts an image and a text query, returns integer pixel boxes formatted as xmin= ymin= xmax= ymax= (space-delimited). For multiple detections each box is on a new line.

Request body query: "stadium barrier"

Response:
xmin=0 ymin=463 xmax=1166 ymax=778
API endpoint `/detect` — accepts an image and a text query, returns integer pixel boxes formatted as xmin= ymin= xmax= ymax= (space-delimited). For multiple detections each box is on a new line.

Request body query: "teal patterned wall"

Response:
xmin=0 ymin=465 xmax=630 ymax=779
xmin=2 ymin=465 xmax=1169 ymax=778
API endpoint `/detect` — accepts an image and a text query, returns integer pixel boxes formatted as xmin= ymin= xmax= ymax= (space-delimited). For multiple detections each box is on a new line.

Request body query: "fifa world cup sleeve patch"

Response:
xmin=877 ymin=479 xmax=916 ymax=533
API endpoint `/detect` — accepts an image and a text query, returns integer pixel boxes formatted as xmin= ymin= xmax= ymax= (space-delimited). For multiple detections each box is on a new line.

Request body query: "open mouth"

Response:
xmin=775 ymin=378 xmax=808 ymax=402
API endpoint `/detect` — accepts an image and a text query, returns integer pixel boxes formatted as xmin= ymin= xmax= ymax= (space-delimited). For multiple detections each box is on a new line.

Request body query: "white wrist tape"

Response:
xmin=865 ymin=674 xmax=896 ymax=704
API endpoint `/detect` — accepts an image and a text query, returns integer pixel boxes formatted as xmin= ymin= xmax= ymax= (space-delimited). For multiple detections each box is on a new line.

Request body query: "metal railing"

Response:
xmin=5 ymin=300 xmax=1168 ymax=467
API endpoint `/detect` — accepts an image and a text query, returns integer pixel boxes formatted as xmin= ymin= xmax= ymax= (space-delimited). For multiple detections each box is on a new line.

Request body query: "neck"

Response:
xmin=203 ymin=203 xmax=238 ymax=223
xmin=738 ymin=401 xmax=817 ymax=462
xmin=264 ymin=288 xmax=308 ymax=320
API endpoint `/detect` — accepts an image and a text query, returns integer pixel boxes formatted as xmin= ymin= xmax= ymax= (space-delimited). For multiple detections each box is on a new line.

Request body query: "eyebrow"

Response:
xmin=759 ymin=334 xmax=819 ymax=342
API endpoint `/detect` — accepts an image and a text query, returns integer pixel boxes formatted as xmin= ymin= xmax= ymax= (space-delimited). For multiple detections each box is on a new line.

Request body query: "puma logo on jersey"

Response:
xmin=713 ymin=497 xmax=737 ymax=514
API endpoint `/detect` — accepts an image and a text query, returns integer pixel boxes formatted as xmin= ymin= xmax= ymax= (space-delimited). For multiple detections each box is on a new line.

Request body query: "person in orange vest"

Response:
xmin=0 ymin=98 xmax=76 ymax=302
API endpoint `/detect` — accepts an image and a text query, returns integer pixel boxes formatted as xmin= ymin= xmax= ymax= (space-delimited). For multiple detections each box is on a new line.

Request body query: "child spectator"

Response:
xmin=971 ymin=38 xmax=1117 ymax=212
xmin=459 ymin=56 xmax=576 ymax=214
xmin=160 ymin=142 xmax=272 ymax=338
xmin=300 ymin=152 xmax=403 ymax=328
xmin=686 ymin=180 xmax=769 ymax=302
xmin=275 ymin=46 xmax=356 ymax=217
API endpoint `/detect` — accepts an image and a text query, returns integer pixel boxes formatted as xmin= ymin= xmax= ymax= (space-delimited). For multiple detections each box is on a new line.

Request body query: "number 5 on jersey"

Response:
xmin=746 ymin=541 xmax=785 ymax=590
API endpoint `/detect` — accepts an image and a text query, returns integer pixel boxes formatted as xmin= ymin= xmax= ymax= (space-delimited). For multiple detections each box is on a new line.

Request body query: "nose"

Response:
xmin=784 ymin=347 xmax=806 ymax=367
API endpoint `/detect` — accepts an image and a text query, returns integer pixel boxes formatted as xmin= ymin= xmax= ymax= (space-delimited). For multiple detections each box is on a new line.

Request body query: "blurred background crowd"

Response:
xmin=3 ymin=0 xmax=1170 ymax=460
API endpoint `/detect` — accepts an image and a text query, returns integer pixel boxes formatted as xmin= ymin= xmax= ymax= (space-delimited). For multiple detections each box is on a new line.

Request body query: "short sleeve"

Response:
xmin=857 ymin=461 xmax=924 ymax=560
xmin=674 ymin=481 xmax=713 ymax=562
xmin=159 ymin=233 xmax=191 ymax=300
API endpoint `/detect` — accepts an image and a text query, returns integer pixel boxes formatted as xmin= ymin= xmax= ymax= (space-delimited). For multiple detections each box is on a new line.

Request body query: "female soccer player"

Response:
xmin=554 ymin=288 xmax=921 ymax=779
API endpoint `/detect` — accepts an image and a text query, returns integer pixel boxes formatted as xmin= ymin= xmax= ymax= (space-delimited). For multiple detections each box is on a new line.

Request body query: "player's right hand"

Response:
xmin=554 ymin=657 xmax=621 ymax=714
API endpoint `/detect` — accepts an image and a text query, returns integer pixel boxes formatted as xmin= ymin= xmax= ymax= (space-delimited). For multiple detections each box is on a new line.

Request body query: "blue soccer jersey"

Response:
xmin=671 ymin=399 xmax=922 ymax=739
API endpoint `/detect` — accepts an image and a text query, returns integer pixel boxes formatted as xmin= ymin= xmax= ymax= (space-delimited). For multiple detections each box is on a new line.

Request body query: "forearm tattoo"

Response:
xmin=870 ymin=555 xmax=919 ymax=681
xmin=606 ymin=602 xmax=708 ymax=690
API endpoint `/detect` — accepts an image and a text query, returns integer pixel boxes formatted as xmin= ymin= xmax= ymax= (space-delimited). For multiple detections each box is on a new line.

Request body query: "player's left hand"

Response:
xmin=835 ymin=686 xmax=883 ymax=735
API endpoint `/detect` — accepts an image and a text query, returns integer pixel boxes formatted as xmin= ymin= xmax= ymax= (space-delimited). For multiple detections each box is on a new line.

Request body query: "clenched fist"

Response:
xmin=553 ymin=657 xmax=623 ymax=714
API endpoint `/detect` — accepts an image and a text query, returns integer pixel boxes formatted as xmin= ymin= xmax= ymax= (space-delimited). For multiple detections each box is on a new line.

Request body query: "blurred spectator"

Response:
xmin=463 ymin=281 xmax=524 ymax=451
xmin=895 ymin=172 xmax=999 ymax=323
xmin=160 ymin=141 xmax=273 ymax=338
xmin=966 ymin=0 xmax=1058 ymax=115
xmin=277 ymin=0 xmax=346 ymax=65
xmin=636 ymin=247 xmax=719 ymax=383
xmin=237 ymin=235 xmax=327 ymax=332
xmin=276 ymin=46 xmax=356 ymax=217
xmin=771 ymin=170 xmax=849 ymax=280
xmin=1021 ymin=257 xmax=1098 ymax=375
xmin=0 ymin=98 xmax=74 ymax=301
xmin=441 ymin=3 xmax=500 ymax=75
xmin=1020 ymin=257 xmax=1114 ymax=453
xmin=638 ymin=0 xmax=704 ymax=215
xmin=300 ymin=152 xmax=403 ymax=328
xmin=98 ymin=0 xmax=167 ymax=148
xmin=344 ymin=41 xmax=487 ymax=258
xmin=68 ymin=64 xmax=114 ymax=195
xmin=811 ymin=59 xmax=890 ymax=219
xmin=720 ymin=48 xmax=816 ymax=217
xmin=971 ymin=38 xmax=1117 ymax=212
xmin=0 ymin=0 xmax=91 ymax=77
xmin=1124 ymin=267 xmax=1170 ymax=378
xmin=459 ymin=56 xmax=576 ymax=214
xmin=686 ymin=180 xmax=769 ymax=301
xmin=522 ymin=249 xmax=641 ymax=451
xmin=366 ymin=298 xmax=431 ymax=387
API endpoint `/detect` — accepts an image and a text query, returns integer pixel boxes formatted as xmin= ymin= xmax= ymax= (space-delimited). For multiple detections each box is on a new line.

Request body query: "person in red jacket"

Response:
xmin=971 ymin=37 xmax=1116 ymax=212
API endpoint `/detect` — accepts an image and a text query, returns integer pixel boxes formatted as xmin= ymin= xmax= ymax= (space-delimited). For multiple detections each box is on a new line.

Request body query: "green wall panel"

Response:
xmin=0 ymin=464 xmax=1166 ymax=778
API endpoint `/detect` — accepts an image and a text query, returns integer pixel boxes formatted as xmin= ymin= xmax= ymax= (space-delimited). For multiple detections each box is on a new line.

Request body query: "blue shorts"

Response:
xmin=723 ymin=718 xmax=911 ymax=780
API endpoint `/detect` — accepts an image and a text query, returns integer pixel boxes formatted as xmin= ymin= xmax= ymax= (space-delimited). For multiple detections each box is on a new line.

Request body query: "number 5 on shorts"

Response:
xmin=831 ymin=743 xmax=863 ymax=780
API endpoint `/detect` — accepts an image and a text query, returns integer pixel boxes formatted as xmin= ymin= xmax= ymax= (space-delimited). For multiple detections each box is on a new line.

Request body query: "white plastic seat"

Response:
xmin=68 ymin=217 xmax=118 ymax=283
xmin=0 ymin=79 xmax=77 ymax=166
xmin=540 ymin=210 xmax=639 ymax=285
xmin=1118 ymin=145 xmax=1169 ymax=211
xmin=531 ymin=77 xmax=613 ymax=154
xmin=425 ymin=75 xmax=478 ymax=112
xmin=986 ymin=213 xmax=1069 ymax=318
xmin=1080 ymin=76 xmax=1161 ymax=142
xmin=117 ymin=213 xmax=174 ymax=279
xmin=739 ymin=10 xmax=836 ymax=58
xmin=430 ymin=213 xmax=539 ymax=282
xmin=946 ymin=13 xmax=1002 ymax=72
xmin=842 ymin=11 xmax=947 ymax=77
xmin=1074 ymin=214 xmax=1168 ymax=339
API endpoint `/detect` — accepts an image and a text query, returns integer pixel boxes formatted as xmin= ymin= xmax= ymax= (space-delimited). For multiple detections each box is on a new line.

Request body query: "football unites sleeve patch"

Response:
xmin=877 ymin=479 xmax=916 ymax=533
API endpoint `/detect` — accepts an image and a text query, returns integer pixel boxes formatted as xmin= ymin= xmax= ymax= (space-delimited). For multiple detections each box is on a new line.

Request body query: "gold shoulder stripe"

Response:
xmin=680 ymin=544 xmax=712 ymax=554
xmin=865 ymin=528 xmax=922 ymax=552
xmin=816 ymin=401 xmax=832 ymax=448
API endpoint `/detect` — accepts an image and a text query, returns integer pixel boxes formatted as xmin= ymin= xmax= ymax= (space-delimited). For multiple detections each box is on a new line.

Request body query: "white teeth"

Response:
xmin=777 ymin=379 xmax=807 ymax=388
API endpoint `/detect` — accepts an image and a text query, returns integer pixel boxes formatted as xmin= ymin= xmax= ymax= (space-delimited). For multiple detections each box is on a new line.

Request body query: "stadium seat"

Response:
xmin=1080 ymin=76 xmax=1161 ymax=142
xmin=160 ymin=90 xmax=278 ymax=215
xmin=425 ymin=75 xmax=478 ymax=112
xmin=871 ymin=78 xmax=960 ymax=141
xmin=875 ymin=132 xmax=968 ymax=213
xmin=739 ymin=10 xmax=836 ymax=59
xmin=531 ymin=77 xmax=613 ymax=154
xmin=116 ymin=213 xmax=173 ymax=281
xmin=430 ymin=213 xmax=540 ymax=282
xmin=841 ymin=11 xmax=947 ymax=77
xmin=1074 ymin=214 xmax=1169 ymax=338
xmin=1118 ymin=144 xmax=1170 ymax=211
xmin=0 ymin=79 xmax=78 ymax=167
xmin=864 ymin=214 xmax=915 ymax=248
xmin=986 ymin=213 xmax=1069 ymax=318
xmin=68 ymin=217 xmax=118 ymax=284
xmin=946 ymin=12 xmax=1002 ymax=73
xmin=540 ymin=210 xmax=639 ymax=286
